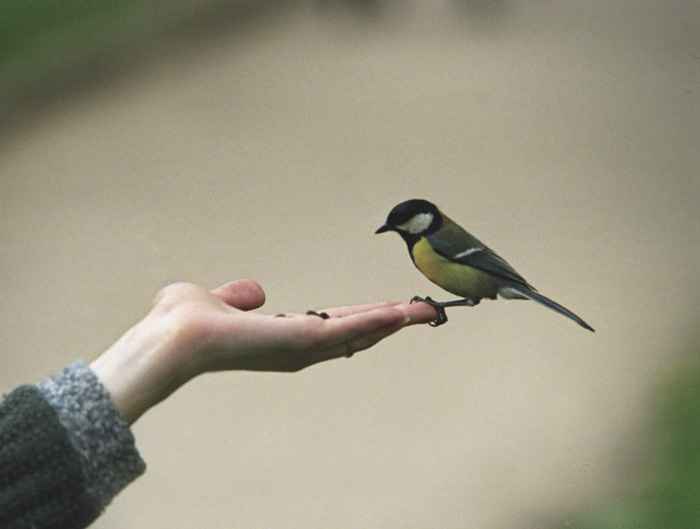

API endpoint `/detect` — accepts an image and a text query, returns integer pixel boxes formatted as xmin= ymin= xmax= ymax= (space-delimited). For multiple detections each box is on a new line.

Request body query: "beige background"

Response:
xmin=1 ymin=2 xmax=698 ymax=528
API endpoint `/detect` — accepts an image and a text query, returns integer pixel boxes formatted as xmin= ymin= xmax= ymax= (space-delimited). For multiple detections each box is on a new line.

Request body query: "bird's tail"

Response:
xmin=499 ymin=285 xmax=595 ymax=332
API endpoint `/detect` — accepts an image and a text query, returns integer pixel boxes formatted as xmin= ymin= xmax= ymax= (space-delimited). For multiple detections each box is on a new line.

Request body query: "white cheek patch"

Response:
xmin=397 ymin=213 xmax=434 ymax=234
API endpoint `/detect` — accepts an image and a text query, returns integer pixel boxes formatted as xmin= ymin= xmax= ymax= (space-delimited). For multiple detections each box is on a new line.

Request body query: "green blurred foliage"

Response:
xmin=0 ymin=0 xmax=152 ymax=94
xmin=0 ymin=0 xmax=277 ymax=103
xmin=564 ymin=353 xmax=700 ymax=529
xmin=0 ymin=0 xmax=135 ymax=55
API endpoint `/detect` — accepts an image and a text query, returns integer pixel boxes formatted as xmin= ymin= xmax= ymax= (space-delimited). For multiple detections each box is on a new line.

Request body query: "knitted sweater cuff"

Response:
xmin=37 ymin=361 xmax=146 ymax=510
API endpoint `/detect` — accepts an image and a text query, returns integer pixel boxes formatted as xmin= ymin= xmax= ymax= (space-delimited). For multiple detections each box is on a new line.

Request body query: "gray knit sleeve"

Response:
xmin=36 ymin=361 xmax=146 ymax=510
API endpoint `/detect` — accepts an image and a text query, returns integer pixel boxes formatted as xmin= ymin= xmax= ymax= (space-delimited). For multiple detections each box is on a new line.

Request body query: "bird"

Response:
xmin=375 ymin=199 xmax=594 ymax=331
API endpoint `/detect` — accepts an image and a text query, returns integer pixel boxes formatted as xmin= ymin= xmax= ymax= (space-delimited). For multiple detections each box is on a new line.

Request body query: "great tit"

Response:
xmin=375 ymin=199 xmax=594 ymax=331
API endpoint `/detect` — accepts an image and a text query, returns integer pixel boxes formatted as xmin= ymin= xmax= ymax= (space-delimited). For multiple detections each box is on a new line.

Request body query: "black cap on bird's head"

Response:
xmin=375 ymin=199 xmax=442 ymax=237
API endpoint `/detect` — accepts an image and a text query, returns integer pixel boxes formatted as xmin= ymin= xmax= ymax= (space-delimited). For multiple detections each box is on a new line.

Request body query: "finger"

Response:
xmin=347 ymin=319 xmax=406 ymax=354
xmin=211 ymin=279 xmax=266 ymax=311
xmin=307 ymin=302 xmax=439 ymax=357
xmin=273 ymin=312 xmax=312 ymax=318
xmin=273 ymin=302 xmax=399 ymax=320
xmin=256 ymin=304 xmax=407 ymax=350
xmin=312 ymin=301 xmax=437 ymax=325
xmin=315 ymin=301 xmax=401 ymax=319
xmin=278 ymin=311 xmax=331 ymax=319
xmin=301 ymin=318 xmax=407 ymax=366
xmin=309 ymin=305 xmax=411 ymax=347
xmin=267 ymin=302 xmax=437 ymax=359
xmin=392 ymin=301 xmax=439 ymax=326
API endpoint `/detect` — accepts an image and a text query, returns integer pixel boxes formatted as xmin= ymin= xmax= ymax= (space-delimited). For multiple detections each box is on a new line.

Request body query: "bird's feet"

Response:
xmin=410 ymin=296 xmax=480 ymax=327
xmin=410 ymin=296 xmax=448 ymax=327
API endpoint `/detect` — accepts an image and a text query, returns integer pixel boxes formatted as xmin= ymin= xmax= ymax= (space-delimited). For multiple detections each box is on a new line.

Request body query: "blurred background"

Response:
xmin=1 ymin=1 xmax=698 ymax=528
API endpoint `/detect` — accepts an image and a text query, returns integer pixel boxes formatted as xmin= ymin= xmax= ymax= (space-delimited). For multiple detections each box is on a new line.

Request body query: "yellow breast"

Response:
xmin=411 ymin=237 xmax=498 ymax=300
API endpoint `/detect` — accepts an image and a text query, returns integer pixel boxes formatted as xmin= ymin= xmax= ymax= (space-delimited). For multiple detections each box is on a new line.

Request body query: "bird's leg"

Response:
xmin=410 ymin=296 xmax=479 ymax=327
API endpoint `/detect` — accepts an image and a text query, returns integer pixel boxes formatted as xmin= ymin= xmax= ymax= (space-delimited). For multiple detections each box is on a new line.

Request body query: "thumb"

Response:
xmin=211 ymin=279 xmax=266 ymax=311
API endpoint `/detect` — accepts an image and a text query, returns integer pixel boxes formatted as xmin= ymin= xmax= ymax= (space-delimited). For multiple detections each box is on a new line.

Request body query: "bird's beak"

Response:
xmin=375 ymin=224 xmax=391 ymax=234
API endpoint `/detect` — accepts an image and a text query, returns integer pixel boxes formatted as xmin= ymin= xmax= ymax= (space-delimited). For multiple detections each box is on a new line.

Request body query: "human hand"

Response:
xmin=90 ymin=280 xmax=437 ymax=424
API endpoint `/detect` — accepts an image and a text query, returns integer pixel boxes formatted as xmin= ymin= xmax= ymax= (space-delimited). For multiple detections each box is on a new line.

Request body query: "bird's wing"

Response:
xmin=427 ymin=217 xmax=534 ymax=288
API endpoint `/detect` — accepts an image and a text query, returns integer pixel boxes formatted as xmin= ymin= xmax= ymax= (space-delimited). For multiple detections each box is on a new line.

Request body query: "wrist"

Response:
xmin=89 ymin=309 xmax=194 ymax=424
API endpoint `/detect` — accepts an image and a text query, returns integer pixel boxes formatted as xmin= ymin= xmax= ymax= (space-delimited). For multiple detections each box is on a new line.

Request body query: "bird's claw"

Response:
xmin=410 ymin=296 xmax=448 ymax=327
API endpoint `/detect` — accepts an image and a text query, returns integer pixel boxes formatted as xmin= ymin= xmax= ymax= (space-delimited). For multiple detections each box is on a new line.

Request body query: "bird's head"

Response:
xmin=375 ymin=199 xmax=442 ymax=237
